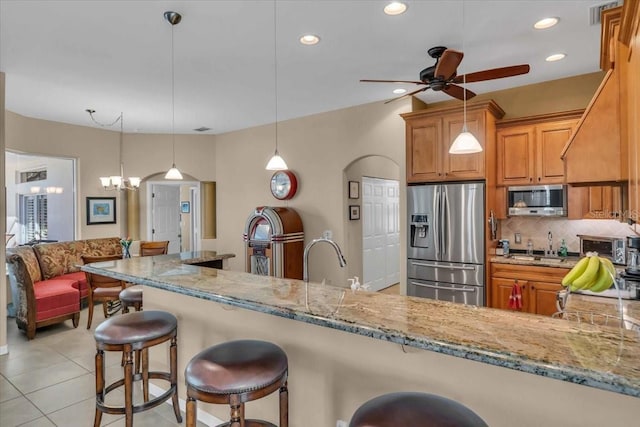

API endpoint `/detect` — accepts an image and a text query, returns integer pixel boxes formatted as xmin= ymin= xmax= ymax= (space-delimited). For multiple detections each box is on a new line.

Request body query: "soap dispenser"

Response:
xmin=559 ymin=239 xmax=568 ymax=257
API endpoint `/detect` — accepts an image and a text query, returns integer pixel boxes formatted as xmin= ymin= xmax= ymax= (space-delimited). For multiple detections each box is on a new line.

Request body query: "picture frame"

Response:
xmin=181 ymin=201 xmax=190 ymax=213
xmin=349 ymin=205 xmax=360 ymax=221
xmin=348 ymin=180 xmax=360 ymax=199
xmin=86 ymin=197 xmax=116 ymax=225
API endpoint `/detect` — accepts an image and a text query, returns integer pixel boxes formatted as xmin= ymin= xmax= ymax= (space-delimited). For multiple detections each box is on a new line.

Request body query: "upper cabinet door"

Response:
xmin=442 ymin=111 xmax=485 ymax=180
xmin=536 ymin=120 xmax=576 ymax=184
xmin=496 ymin=125 xmax=535 ymax=185
xmin=406 ymin=116 xmax=442 ymax=183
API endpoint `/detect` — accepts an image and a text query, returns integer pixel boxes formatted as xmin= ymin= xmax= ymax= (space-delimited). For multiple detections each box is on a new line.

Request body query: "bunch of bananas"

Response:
xmin=561 ymin=253 xmax=616 ymax=292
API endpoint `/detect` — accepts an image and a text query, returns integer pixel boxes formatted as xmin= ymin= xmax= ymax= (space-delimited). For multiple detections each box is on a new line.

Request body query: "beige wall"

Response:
xmin=1 ymin=72 xmax=7 ymax=353
xmin=215 ymin=100 xmax=410 ymax=287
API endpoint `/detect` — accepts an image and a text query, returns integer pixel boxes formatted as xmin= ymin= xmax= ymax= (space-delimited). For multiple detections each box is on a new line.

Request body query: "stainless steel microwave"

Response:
xmin=507 ymin=185 xmax=567 ymax=217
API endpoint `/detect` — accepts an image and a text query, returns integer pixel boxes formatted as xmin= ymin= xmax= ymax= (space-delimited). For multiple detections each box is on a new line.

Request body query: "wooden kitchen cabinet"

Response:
xmin=567 ymin=184 xmax=624 ymax=220
xmin=490 ymin=262 xmax=569 ymax=316
xmin=403 ymin=101 xmax=504 ymax=183
xmin=496 ymin=113 xmax=581 ymax=186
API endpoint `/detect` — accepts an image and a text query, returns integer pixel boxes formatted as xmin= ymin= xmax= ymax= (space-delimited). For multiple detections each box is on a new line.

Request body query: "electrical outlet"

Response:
xmin=323 ymin=230 xmax=333 ymax=240
xmin=514 ymin=232 xmax=522 ymax=244
xmin=336 ymin=420 xmax=348 ymax=427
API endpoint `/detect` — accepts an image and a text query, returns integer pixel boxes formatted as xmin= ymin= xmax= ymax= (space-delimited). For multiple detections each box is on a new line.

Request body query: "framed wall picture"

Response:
xmin=348 ymin=181 xmax=360 ymax=199
xmin=349 ymin=205 xmax=360 ymax=220
xmin=86 ymin=197 xmax=116 ymax=225
xmin=181 ymin=201 xmax=190 ymax=213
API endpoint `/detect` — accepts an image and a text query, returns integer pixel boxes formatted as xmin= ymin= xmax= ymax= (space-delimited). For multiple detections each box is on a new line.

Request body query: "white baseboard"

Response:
xmin=0 ymin=344 xmax=7 ymax=355
xmin=148 ymin=383 xmax=223 ymax=426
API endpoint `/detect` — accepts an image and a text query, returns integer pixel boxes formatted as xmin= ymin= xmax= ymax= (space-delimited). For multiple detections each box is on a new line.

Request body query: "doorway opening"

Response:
xmin=146 ymin=180 xmax=200 ymax=253
xmin=362 ymin=176 xmax=400 ymax=291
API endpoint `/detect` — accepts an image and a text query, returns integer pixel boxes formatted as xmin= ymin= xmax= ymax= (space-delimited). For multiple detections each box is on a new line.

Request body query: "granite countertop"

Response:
xmin=82 ymin=251 xmax=640 ymax=398
xmin=490 ymin=255 xmax=580 ymax=268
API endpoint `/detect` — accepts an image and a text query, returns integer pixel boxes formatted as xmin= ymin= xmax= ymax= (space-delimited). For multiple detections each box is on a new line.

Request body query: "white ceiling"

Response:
xmin=0 ymin=1 xmax=610 ymax=135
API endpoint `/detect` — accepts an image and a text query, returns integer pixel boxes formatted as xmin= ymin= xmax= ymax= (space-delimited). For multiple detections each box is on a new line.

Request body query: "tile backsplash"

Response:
xmin=500 ymin=218 xmax=632 ymax=254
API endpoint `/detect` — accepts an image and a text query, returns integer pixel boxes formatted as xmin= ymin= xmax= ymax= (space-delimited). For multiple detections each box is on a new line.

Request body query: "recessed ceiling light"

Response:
xmin=393 ymin=88 xmax=407 ymax=94
xmin=384 ymin=2 xmax=407 ymax=16
xmin=534 ymin=17 xmax=559 ymax=29
xmin=300 ymin=34 xmax=320 ymax=45
xmin=546 ymin=53 xmax=566 ymax=62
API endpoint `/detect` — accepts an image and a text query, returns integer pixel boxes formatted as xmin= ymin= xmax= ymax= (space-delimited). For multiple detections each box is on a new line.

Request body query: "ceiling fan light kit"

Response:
xmin=164 ymin=10 xmax=183 ymax=181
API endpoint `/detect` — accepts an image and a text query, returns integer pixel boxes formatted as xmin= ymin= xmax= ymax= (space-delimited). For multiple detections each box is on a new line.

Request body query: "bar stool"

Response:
xmin=349 ymin=392 xmax=487 ymax=427
xmin=184 ymin=339 xmax=288 ymax=427
xmin=94 ymin=310 xmax=182 ymax=427
xmin=119 ymin=285 xmax=143 ymax=313
xmin=118 ymin=241 xmax=169 ymax=314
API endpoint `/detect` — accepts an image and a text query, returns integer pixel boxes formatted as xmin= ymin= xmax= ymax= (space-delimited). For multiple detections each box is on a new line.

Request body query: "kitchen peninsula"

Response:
xmin=82 ymin=252 xmax=639 ymax=426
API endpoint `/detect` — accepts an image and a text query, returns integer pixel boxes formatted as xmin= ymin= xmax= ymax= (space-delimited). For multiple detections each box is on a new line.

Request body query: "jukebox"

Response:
xmin=243 ymin=207 xmax=304 ymax=279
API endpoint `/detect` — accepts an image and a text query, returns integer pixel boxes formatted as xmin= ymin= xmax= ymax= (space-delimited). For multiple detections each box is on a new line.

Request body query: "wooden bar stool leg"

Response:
xmin=142 ymin=348 xmax=149 ymax=402
xmin=94 ymin=350 xmax=104 ymax=427
xmin=186 ymin=396 xmax=197 ymax=427
xmin=230 ymin=394 xmax=242 ymax=427
xmin=87 ymin=296 xmax=95 ymax=329
xmin=123 ymin=348 xmax=134 ymax=427
xmin=170 ymin=336 xmax=182 ymax=422
xmin=280 ymin=381 xmax=289 ymax=427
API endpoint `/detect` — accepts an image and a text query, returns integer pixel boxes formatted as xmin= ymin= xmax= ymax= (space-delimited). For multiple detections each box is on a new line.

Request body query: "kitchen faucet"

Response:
xmin=546 ymin=231 xmax=555 ymax=257
xmin=303 ymin=238 xmax=347 ymax=283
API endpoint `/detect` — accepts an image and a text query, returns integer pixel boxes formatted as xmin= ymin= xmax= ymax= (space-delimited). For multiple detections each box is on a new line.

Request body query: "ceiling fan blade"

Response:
xmin=383 ymin=86 xmax=429 ymax=104
xmin=434 ymin=49 xmax=463 ymax=80
xmin=360 ymin=79 xmax=426 ymax=85
xmin=453 ymin=64 xmax=530 ymax=84
xmin=442 ymin=84 xmax=476 ymax=101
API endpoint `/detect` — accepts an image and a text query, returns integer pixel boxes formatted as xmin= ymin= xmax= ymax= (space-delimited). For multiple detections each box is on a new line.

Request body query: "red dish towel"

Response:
xmin=508 ymin=281 xmax=523 ymax=310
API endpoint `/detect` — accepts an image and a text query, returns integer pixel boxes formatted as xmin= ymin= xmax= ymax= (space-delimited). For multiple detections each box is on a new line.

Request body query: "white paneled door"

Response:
xmin=362 ymin=177 xmax=400 ymax=291
xmin=151 ymin=184 xmax=181 ymax=253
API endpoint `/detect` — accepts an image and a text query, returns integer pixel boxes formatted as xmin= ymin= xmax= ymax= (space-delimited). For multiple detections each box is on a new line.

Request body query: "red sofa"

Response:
xmin=6 ymin=237 xmax=122 ymax=339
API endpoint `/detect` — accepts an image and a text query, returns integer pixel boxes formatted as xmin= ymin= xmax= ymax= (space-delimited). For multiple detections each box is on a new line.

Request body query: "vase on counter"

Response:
xmin=120 ymin=237 xmax=132 ymax=259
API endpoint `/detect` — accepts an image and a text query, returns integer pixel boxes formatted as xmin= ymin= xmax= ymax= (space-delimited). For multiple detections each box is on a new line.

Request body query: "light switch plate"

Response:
xmin=515 ymin=233 xmax=522 ymax=244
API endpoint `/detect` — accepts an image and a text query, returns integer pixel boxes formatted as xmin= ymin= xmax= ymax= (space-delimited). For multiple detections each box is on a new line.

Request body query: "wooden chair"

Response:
xmin=82 ymin=254 xmax=126 ymax=329
xmin=120 ymin=241 xmax=169 ymax=314
xmin=139 ymin=240 xmax=169 ymax=256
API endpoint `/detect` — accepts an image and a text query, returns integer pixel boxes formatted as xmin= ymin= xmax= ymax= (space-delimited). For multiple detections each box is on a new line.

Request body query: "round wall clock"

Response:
xmin=270 ymin=170 xmax=298 ymax=200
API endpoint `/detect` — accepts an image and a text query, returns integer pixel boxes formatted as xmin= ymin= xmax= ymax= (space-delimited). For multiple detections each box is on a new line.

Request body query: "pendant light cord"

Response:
xmin=461 ymin=0 xmax=467 ymax=131
xmin=274 ymin=0 xmax=279 ymax=154
xmin=171 ymin=20 xmax=176 ymax=164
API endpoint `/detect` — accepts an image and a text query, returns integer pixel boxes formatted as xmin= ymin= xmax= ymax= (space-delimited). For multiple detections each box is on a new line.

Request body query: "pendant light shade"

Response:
xmin=265 ymin=1 xmax=288 ymax=171
xmin=164 ymin=11 xmax=183 ymax=180
xmin=450 ymin=0 xmax=482 ymax=155
xmin=266 ymin=149 xmax=288 ymax=170
xmin=449 ymin=126 xmax=482 ymax=154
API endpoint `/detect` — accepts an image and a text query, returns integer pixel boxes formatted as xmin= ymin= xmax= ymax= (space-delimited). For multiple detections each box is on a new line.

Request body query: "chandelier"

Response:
xmin=87 ymin=109 xmax=141 ymax=190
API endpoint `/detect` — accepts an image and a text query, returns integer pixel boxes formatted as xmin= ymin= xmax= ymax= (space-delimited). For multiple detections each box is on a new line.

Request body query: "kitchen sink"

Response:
xmin=510 ymin=255 xmax=565 ymax=263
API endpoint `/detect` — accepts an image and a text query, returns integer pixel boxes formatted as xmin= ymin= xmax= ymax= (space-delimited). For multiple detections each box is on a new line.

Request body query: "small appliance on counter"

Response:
xmin=578 ymin=234 xmax=627 ymax=265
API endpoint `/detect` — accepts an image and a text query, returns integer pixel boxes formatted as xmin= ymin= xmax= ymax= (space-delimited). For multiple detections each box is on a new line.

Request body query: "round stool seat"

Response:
xmin=119 ymin=285 xmax=143 ymax=304
xmin=95 ymin=311 xmax=177 ymax=348
xmin=350 ymin=392 xmax=488 ymax=427
xmin=186 ymin=339 xmax=287 ymax=395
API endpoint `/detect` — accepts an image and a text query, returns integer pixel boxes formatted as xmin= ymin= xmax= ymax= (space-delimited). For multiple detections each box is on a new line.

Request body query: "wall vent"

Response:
xmin=590 ymin=1 xmax=622 ymax=25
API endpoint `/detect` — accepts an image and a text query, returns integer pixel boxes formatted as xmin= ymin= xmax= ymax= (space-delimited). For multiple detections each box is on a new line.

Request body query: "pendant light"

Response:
xmin=265 ymin=1 xmax=288 ymax=171
xmin=449 ymin=1 xmax=482 ymax=155
xmin=164 ymin=11 xmax=183 ymax=180
xmin=88 ymin=109 xmax=141 ymax=190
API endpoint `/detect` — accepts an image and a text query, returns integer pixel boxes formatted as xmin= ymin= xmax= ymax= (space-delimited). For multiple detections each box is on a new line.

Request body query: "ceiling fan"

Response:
xmin=361 ymin=46 xmax=530 ymax=103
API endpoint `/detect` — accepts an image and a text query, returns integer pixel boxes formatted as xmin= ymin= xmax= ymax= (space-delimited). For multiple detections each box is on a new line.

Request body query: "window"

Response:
xmin=20 ymin=194 xmax=48 ymax=242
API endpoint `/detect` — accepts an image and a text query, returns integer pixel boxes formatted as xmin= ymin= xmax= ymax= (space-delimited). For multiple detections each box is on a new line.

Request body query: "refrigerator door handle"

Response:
xmin=410 ymin=261 xmax=477 ymax=271
xmin=441 ymin=188 xmax=449 ymax=256
xmin=410 ymin=282 xmax=478 ymax=293
xmin=433 ymin=187 xmax=440 ymax=258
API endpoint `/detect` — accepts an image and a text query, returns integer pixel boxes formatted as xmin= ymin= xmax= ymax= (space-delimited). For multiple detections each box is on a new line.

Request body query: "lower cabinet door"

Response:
xmin=528 ymin=281 xmax=562 ymax=316
xmin=490 ymin=277 xmax=528 ymax=311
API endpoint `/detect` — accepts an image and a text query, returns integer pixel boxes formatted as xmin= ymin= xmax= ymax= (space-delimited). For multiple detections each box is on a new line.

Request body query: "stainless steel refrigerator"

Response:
xmin=407 ymin=182 xmax=485 ymax=305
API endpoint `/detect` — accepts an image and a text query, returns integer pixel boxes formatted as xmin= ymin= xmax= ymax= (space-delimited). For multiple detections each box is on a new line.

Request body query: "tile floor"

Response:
xmin=0 ymin=306 xmax=208 ymax=427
